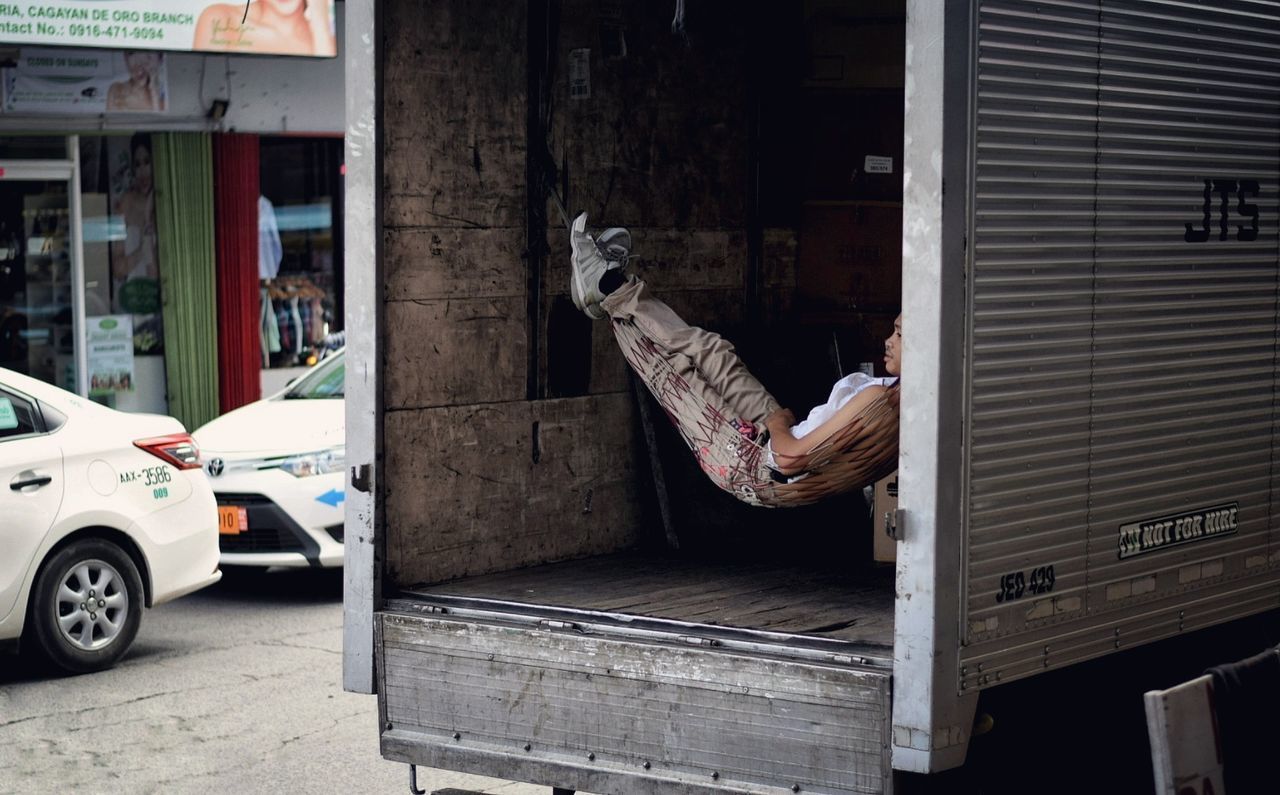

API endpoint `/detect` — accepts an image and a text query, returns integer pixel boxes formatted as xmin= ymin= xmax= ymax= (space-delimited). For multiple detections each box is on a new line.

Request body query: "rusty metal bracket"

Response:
xmin=886 ymin=508 xmax=905 ymax=541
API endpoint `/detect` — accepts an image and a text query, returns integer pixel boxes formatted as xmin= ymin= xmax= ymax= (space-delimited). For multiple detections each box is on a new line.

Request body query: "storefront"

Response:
xmin=0 ymin=2 xmax=344 ymax=431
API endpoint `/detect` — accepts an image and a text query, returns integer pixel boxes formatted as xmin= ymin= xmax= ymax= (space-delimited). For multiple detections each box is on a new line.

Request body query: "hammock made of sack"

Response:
xmin=611 ymin=317 xmax=900 ymax=508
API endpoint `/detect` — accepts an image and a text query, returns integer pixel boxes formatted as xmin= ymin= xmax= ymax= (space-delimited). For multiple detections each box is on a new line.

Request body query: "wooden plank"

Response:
xmin=551 ymin=3 xmax=750 ymax=229
xmin=384 ymin=396 xmax=644 ymax=587
xmin=382 ymin=0 xmax=526 ymax=230
xmin=384 ymin=297 xmax=527 ymax=410
xmin=407 ymin=551 xmax=895 ymax=647
xmin=762 ymin=227 xmax=798 ymax=288
xmin=385 ymin=228 xmax=524 ymax=302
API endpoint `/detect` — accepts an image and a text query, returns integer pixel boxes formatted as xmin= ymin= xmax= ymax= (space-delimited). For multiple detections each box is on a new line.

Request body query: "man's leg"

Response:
xmin=601 ymin=278 xmax=778 ymax=423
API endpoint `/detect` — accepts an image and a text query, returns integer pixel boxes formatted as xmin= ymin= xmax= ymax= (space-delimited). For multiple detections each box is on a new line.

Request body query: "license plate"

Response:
xmin=218 ymin=506 xmax=248 ymax=535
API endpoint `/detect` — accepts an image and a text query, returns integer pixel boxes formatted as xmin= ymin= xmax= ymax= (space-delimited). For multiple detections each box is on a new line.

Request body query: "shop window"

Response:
xmin=259 ymin=136 xmax=343 ymax=370
xmin=79 ymin=135 xmax=164 ymax=350
xmin=78 ymin=134 xmax=167 ymax=414
xmin=0 ymin=135 xmax=66 ymax=159
xmin=0 ymin=179 xmax=74 ymax=389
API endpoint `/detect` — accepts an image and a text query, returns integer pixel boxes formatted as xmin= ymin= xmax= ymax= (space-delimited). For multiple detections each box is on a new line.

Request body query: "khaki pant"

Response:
xmin=601 ymin=278 xmax=779 ymax=423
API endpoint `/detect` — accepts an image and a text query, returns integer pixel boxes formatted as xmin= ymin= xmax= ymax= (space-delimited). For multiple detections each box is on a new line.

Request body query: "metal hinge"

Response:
xmin=678 ymin=635 xmax=722 ymax=648
xmin=885 ymin=508 xmax=905 ymax=541
xmin=538 ymin=619 xmax=581 ymax=632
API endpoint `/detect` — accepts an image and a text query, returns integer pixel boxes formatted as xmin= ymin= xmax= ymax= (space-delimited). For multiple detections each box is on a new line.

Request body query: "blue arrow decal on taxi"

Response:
xmin=316 ymin=488 xmax=345 ymax=507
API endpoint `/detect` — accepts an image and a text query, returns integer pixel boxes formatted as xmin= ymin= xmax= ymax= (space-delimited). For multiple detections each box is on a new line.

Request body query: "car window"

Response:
xmin=284 ymin=353 xmax=344 ymax=399
xmin=0 ymin=390 xmax=40 ymax=441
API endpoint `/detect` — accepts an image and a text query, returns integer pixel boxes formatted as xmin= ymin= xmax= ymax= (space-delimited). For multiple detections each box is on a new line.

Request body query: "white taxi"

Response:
xmin=0 ymin=368 xmax=221 ymax=674
xmin=192 ymin=350 xmax=345 ymax=569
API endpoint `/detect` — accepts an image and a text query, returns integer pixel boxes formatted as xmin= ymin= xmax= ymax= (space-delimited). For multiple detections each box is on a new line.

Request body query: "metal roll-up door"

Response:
xmin=961 ymin=0 xmax=1280 ymax=689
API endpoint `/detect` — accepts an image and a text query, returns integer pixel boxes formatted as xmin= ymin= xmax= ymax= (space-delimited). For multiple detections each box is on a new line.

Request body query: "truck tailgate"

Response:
xmin=378 ymin=607 xmax=893 ymax=794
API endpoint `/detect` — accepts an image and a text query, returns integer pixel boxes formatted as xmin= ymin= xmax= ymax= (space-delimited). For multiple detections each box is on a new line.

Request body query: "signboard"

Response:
xmin=1117 ymin=503 xmax=1240 ymax=560
xmin=2 ymin=48 xmax=167 ymax=114
xmin=0 ymin=1 xmax=337 ymax=57
xmin=87 ymin=315 xmax=135 ymax=395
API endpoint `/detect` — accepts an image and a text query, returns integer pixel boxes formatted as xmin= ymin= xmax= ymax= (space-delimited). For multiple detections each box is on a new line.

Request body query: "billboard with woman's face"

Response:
xmin=2 ymin=49 xmax=167 ymax=115
xmin=0 ymin=1 xmax=337 ymax=57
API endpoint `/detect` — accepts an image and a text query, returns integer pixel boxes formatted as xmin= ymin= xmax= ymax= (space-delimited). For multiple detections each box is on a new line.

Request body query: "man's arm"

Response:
xmin=766 ymin=385 xmax=889 ymax=476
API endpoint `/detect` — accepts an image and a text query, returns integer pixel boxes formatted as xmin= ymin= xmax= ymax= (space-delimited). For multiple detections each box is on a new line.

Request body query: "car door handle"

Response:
xmin=10 ymin=473 xmax=52 ymax=491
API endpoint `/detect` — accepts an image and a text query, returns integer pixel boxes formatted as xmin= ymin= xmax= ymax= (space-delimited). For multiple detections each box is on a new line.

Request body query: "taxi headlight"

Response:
xmin=279 ymin=447 xmax=345 ymax=478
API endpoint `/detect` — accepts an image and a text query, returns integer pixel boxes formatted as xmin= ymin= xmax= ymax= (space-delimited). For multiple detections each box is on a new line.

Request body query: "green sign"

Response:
xmin=118 ymin=277 xmax=160 ymax=314
xmin=87 ymin=314 xmax=135 ymax=395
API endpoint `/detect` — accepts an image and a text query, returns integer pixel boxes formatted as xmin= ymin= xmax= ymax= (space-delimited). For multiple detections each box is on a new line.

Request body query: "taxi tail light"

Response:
xmin=134 ymin=433 xmax=202 ymax=470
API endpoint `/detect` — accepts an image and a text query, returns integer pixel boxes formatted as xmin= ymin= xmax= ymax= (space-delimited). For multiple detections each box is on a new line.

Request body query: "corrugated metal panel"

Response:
xmin=962 ymin=0 xmax=1280 ymax=689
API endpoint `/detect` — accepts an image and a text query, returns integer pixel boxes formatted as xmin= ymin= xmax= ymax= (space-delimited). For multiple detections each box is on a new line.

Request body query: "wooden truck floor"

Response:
xmin=400 ymin=550 xmax=895 ymax=649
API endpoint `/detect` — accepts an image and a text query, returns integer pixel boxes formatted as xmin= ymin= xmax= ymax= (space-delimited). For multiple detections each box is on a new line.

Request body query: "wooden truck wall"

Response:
xmin=379 ymin=0 xmax=906 ymax=588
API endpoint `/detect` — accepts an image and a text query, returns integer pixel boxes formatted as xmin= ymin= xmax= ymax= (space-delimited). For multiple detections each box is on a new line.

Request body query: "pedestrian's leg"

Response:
xmin=601 ymin=279 xmax=778 ymax=423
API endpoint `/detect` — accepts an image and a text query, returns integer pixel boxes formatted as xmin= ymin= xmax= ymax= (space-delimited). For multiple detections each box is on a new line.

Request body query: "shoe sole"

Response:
xmin=596 ymin=227 xmax=631 ymax=263
xmin=570 ymin=213 xmax=608 ymax=320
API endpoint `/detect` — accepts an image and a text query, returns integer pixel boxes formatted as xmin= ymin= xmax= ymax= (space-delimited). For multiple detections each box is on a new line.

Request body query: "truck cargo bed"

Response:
xmin=379 ymin=552 xmax=896 ymax=794
xmin=399 ymin=550 xmax=895 ymax=650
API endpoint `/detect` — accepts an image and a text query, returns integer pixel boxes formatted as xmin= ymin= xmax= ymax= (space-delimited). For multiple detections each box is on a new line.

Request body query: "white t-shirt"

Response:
xmin=768 ymin=372 xmax=898 ymax=469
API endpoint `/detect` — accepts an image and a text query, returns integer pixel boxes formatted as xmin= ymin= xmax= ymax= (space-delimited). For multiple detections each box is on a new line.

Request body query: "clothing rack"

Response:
xmin=262 ymin=275 xmax=326 ymax=301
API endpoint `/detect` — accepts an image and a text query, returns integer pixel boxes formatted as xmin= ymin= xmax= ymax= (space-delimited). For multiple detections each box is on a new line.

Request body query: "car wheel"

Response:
xmin=29 ymin=539 xmax=144 ymax=674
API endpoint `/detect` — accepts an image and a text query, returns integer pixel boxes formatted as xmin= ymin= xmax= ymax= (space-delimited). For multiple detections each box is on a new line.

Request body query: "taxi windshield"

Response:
xmin=284 ymin=352 xmax=344 ymax=399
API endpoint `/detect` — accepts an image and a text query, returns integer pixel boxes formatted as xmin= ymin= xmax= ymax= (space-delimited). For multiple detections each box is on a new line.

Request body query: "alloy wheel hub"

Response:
xmin=55 ymin=560 xmax=128 ymax=651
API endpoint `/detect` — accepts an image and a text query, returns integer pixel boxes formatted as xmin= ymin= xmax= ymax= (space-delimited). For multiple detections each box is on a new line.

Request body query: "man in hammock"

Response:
xmin=570 ymin=213 xmax=900 ymax=484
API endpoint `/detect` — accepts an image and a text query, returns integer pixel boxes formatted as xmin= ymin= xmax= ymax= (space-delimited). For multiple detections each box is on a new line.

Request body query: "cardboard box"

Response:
xmin=873 ymin=469 xmax=898 ymax=563
xmin=803 ymin=0 xmax=906 ymax=91
xmin=795 ymin=202 xmax=903 ymax=317
xmin=799 ymin=92 xmax=905 ymax=203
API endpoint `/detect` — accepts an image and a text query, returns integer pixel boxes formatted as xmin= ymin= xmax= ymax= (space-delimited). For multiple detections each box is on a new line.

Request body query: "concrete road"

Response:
xmin=0 ymin=569 xmax=546 ymax=795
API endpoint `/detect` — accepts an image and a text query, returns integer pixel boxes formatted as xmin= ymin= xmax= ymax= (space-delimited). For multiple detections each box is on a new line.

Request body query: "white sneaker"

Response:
xmin=596 ymin=226 xmax=632 ymax=266
xmin=570 ymin=213 xmax=623 ymax=320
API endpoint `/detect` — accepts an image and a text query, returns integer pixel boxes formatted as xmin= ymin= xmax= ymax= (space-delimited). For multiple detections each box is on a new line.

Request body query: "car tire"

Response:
xmin=28 ymin=539 xmax=144 ymax=674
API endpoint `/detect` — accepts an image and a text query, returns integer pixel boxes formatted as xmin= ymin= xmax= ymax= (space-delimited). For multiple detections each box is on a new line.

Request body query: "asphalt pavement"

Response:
xmin=0 ymin=569 xmax=547 ymax=795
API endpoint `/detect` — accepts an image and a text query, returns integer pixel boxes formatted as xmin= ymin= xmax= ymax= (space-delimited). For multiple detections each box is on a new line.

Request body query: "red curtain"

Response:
xmin=212 ymin=133 xmax=262 ymax=413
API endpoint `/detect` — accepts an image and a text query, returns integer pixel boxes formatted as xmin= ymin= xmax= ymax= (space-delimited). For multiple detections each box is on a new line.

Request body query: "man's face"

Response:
xmin=884 ymin=315 xmax=902 ymax=376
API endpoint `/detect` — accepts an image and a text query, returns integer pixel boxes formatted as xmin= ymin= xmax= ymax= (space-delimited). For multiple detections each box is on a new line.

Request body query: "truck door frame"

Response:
xmin=891 ymin=0 xmax=978 ymax=773
xmin=342 ymin=0 xmax=382 ymax=695
xmin=341 ymin=2 xmax=985 ymax=770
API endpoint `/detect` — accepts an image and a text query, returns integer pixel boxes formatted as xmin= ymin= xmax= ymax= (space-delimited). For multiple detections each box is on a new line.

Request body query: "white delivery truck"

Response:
xmin=343 ymin=1 xmax=1280 ymax=792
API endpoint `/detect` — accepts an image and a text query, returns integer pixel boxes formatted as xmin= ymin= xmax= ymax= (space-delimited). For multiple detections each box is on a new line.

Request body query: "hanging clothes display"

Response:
xmin=309 ymin=297 xmax=324 ymax=341
xmin=260 ymin=275 xmax=328 ymax=366
xmin=260 ymin=286 xmax=281 ymax=361
xmin=290 ymin=296 xmax=304 ymax=357
xmin=256 ymin=136 xmax=344 ymax=374
xmin=258 ymin=195 xmax=282 ymax=280
xmin=276 ymin=299 xmax=291 ymax=353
